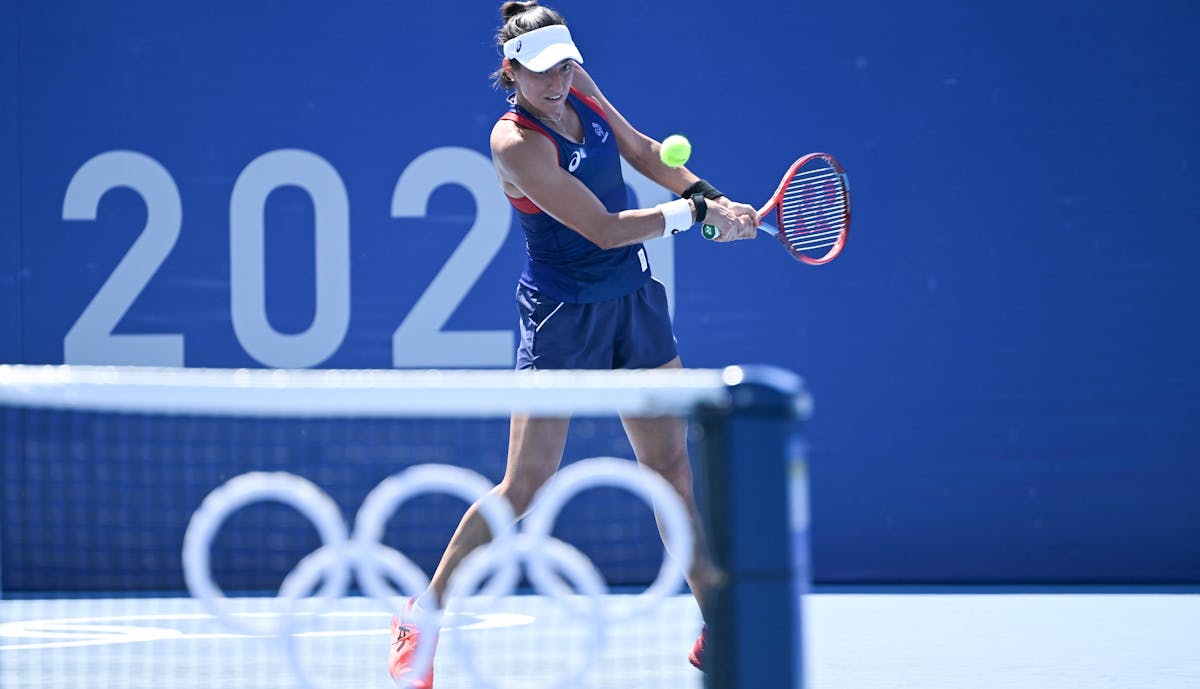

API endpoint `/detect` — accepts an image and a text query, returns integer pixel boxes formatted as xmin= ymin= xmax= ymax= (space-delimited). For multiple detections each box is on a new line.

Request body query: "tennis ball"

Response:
xmin=659 ymin=134 xmax=691 ymax=168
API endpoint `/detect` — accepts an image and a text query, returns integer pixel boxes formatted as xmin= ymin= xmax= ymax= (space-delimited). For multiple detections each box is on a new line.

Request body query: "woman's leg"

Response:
xmin=423 ymin=413 xmax=571 ymax=605
xmin=390 ymin=414 xmax=571 ymax=686
xmin=619 ymin=356 xmax=720 ymax=618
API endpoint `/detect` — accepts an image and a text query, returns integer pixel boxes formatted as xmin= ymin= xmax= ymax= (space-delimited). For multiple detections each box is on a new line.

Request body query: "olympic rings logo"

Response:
xmin=182 ymin=457 xmax=693 ymax=689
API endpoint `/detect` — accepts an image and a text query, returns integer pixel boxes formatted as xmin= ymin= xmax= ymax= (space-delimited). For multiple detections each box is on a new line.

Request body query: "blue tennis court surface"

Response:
xmin=4 ymin=591 xmax=1197 ymax=688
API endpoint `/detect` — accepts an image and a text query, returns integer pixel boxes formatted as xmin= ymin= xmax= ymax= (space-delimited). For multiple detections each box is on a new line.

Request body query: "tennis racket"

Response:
xmin=702 ymin=152 xmax=851 ymax=265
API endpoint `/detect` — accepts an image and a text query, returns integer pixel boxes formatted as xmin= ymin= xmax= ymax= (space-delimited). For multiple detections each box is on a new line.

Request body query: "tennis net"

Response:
xmin=0 ymin=364 xmax=811 ymax=689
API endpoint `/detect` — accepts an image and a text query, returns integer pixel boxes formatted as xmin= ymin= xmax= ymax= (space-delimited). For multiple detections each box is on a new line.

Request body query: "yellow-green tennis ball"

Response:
xmin=660 ymin=134 xmax=692 ymax=168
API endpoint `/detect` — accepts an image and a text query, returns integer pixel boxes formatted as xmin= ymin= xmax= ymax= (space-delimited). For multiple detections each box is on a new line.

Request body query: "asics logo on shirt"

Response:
xmin=568 ymin=149 xmax=587 ymax=172
xmin=592 ymin=122 xmax=610 ymax=143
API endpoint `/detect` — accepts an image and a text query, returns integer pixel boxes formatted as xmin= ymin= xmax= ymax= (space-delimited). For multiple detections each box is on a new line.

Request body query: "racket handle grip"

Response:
xmin=701 ymin=222 xmax=779 ymax=240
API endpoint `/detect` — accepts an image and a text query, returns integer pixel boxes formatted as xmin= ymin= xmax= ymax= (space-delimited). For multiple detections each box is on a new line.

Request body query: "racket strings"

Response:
xmin=778 ymin=167 xmax=848 ymax=254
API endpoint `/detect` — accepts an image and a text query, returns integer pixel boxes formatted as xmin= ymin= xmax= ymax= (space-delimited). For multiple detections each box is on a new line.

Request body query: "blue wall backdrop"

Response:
xmin=4 ymin=1 xmax=1198 ymax=585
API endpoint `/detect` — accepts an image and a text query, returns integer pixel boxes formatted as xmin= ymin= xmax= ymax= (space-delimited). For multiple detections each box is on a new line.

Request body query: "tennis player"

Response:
xmin=389 ymin=2 xmax=758 ymax=686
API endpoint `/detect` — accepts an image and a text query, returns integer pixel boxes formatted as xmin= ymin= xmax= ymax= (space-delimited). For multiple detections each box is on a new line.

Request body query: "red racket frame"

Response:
xmin=757 ymin=152 xmax=851 ymax=265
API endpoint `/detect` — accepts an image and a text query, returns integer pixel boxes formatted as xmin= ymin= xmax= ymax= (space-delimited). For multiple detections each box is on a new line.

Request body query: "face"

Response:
xmin=511 ymin=59 xmax=575 ymax=118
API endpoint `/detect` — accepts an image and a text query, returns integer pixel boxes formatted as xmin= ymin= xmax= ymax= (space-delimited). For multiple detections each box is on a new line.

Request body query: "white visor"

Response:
xmin=502 ymin=24 xmax=583 ymax=73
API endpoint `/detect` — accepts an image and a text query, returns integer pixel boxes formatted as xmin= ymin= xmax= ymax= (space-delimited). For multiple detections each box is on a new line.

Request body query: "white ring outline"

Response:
xmin=523 ymin=458 xmax=694 ymax=621
xmin=446 ymin=534 xmax=608 ymax=689
xmin=182 ymin=472 xmax=351 ymax=637
xmin=182 ymin=458 xmax=693 ymax=689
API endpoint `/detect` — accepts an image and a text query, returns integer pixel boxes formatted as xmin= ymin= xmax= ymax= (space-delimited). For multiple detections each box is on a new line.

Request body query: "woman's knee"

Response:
xmin=643 ymin=451 xmax=695 ymax=494
xmin=496 ymin=470 xmax=554 ymax=515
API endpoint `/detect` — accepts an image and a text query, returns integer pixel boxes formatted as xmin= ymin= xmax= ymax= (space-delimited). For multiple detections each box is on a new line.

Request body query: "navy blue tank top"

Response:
xmin=500 ymin=88 xmax=650 ymax=303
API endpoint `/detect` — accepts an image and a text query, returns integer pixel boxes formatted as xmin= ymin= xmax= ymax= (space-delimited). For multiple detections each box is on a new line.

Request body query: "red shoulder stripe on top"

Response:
xmin=570 ymin=87 xmax=609 ymax=122
xmin=506 ymin=193 xmax=542 ymax=214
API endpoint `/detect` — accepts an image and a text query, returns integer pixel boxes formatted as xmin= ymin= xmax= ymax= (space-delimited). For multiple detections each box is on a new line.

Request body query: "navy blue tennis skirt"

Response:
xmin=515 ymin=278 xmax=678 ymax=370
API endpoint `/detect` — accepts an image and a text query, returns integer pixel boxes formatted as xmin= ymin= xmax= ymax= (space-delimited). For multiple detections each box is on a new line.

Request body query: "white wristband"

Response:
xmin=656 ymin=198 xmax=694 ymax=237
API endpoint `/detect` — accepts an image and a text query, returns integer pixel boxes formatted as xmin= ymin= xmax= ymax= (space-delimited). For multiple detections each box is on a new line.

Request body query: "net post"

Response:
xmin=694 ymin=365 xmax=812 ymax=689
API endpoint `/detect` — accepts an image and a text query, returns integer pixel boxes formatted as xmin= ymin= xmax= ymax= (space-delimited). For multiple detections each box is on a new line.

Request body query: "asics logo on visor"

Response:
xmin=502 ymin=24 xmax=583 ymax=70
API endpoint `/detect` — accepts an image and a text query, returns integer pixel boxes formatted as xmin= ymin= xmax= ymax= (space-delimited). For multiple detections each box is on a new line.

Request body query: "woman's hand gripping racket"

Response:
xmin=703 ymin=152 xmax=851 ymax=265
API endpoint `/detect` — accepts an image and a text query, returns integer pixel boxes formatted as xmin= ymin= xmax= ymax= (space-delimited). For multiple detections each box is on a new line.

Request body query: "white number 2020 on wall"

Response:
xmin=61 ymin=148 xmax=674 ymax=369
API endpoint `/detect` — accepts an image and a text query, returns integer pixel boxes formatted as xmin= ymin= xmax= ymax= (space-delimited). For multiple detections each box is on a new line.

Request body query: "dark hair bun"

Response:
xmin=500 ymin=1 xmax=539 ymax=22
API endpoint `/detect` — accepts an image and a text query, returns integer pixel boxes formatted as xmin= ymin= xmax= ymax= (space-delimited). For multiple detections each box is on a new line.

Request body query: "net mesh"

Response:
xmin=1 ymin=365 xmax=738 ymax=689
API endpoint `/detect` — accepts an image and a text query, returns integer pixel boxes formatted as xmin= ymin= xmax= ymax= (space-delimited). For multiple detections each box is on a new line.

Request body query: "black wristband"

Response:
xmin=680 ymin=179 xmax=725 ymax=201
xmin=690 ymin=193 xmax=708 ymax=223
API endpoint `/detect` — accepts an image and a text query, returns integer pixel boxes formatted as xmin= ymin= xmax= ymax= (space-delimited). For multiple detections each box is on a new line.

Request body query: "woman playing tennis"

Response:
xmin=389 ymin=3 xmax=758 ymax=686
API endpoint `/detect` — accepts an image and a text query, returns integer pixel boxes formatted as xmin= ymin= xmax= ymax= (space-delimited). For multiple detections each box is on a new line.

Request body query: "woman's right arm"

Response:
xmin=491 ymin=119 xmax=749 ymax=249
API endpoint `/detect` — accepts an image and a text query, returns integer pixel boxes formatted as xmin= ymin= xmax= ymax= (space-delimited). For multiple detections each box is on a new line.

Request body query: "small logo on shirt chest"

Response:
xmin=591 ymin=122 xmax=610 ymax=143
xmin=568 ymin=149 xmax=587 ymax=172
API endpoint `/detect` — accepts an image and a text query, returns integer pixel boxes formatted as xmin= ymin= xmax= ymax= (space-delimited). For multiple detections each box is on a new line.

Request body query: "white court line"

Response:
xmin=0 ymin=610 xmax=533 ymax=651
